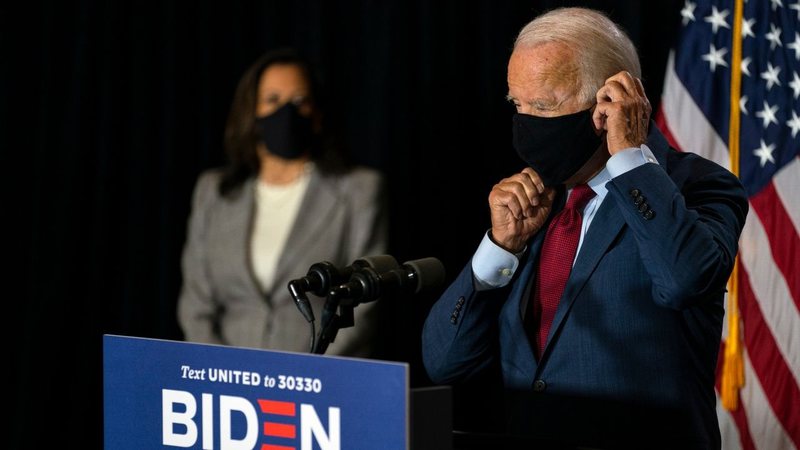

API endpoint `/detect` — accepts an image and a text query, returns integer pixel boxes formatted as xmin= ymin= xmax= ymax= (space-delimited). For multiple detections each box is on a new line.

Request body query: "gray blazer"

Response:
xmin=177 ymin=166 xmax=388 ymax=356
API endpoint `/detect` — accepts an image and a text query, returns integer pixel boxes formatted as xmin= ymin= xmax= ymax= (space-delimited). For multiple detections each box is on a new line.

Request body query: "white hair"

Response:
xmin=514 ymin=7 xmax=641 ymax=103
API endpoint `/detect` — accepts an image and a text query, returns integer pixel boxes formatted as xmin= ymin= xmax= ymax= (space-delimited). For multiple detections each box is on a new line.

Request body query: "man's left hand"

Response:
xmin=592 ymin=71 xmax=651 ymax=155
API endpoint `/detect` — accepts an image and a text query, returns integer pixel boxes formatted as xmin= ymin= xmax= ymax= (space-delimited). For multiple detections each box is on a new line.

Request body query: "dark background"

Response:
xmin=8 ymin=0 xmax=683 ymax=446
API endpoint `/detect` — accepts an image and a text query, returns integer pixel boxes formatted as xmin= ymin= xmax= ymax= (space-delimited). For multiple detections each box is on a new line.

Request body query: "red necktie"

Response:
xmin=533 ymin=184 xmax=596 ymax=359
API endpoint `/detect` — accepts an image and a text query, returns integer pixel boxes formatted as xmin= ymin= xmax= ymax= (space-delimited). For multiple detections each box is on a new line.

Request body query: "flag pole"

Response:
xmin=721 ymin=0 xmax=745 ymax=412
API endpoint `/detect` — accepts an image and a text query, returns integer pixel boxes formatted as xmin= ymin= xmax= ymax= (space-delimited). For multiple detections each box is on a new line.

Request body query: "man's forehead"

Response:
xmin=511 ymin=41 xmax=574 ymax=60
xmin=507 ymin=44 xmax=579 ymax=99
xmin=508 ymin=43 xmax=577 ymax=78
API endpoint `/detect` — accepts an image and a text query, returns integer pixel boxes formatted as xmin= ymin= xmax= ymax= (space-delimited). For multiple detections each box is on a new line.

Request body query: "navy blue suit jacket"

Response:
xmin=422 ymin=126 xmax=748 ymax=449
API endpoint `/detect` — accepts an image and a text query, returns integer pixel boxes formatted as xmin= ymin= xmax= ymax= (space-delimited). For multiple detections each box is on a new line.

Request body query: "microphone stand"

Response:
xmin=311 ymin=290 xmax=355 ymax=355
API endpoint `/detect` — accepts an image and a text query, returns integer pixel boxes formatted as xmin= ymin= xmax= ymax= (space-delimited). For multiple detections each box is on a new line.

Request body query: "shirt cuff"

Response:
xmin=606 ymin=144 xmax=658 ymax=178
xmin=471 ymin=231 xmax=521 ymax=290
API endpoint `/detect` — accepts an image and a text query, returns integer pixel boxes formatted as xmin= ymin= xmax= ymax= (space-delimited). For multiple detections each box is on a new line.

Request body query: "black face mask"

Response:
xmin=255 ymin=102 xmax=313 ymax=160
xmin=512 ymin=107 xmax=603 ymax=187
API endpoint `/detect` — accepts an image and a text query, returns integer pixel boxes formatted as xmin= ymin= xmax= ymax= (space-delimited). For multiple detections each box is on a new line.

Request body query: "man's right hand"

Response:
xmin=488 ymin=167 xmax=555 ymax=253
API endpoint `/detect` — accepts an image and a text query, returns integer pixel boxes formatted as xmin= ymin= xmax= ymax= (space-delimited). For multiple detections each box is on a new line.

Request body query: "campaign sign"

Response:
xmin=103 ymin=335 xmax=408 ymax=450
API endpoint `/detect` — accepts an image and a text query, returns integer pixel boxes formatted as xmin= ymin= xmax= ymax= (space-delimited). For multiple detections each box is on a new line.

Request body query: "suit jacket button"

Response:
xmin=533 ymin=379 xmax=546 ymax=392
xmin=637 ymin=202 xmax=649 ymax=213
xmin=643 ymin=210 xmax=655 ymax=220
xmin=634 ymin=195 xmax=645 ymax=206
xmin=629 ymin=188 xmax=640 ymax=198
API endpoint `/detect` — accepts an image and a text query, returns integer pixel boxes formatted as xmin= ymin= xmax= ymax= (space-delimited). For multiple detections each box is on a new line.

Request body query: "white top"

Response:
xmin=251 ymin=164 xmax=313 ymax=292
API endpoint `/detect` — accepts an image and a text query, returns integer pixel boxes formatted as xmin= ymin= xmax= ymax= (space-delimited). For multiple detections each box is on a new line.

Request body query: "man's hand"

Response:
xmin=592 ymin=71 xmax=651 ymax=154
xmin=488 ymin=167 xmax=556 ymax=253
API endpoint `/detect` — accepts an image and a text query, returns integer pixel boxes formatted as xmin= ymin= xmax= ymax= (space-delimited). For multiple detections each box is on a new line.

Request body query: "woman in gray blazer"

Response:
xmin=177 ymin=49 xmax=388 ymax=357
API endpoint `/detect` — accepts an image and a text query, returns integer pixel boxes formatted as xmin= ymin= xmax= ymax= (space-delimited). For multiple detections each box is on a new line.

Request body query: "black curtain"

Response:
xmin=8 ymin=0 xmax=682 ymax=446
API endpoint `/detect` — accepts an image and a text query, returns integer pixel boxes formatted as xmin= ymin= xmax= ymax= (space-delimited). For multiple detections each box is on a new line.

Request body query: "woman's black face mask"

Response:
xmin=255 ymin=102 xmax=313 ymax=160
xmin=512 ymin=106 xmax=603 ymax=187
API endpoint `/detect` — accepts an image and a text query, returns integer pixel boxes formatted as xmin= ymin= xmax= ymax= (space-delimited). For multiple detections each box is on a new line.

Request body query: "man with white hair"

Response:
xmin=422 ymin=7 xmax=748 ymax=449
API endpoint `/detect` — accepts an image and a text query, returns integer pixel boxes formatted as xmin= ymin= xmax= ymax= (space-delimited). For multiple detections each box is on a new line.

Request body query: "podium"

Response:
xmin=103 ymin=335 xmax=451 ymax=450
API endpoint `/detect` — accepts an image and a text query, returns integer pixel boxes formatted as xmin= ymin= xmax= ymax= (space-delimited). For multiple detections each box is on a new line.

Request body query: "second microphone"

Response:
xmin=330 ymin=257 xmax=446 ymax=305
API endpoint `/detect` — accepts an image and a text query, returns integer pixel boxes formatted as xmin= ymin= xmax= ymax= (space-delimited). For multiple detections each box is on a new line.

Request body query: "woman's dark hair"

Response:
xmin=219 ymin=48 xmax=348 ymax=197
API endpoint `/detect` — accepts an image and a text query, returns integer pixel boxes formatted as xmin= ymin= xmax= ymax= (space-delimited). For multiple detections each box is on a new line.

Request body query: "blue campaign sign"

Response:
xmin=103 ymin=335 xmax=408 ymax=450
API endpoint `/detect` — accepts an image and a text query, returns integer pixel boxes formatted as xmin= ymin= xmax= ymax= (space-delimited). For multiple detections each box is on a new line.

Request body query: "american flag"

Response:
xmin=656 ymin=0 xmax=800 ymax=448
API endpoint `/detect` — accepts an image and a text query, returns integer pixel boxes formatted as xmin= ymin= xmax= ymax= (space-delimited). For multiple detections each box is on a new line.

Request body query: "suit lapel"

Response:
xmin=539 ymin=194 xmax=626 ymax=362
xmin=269 ymin=170 xmax=340 ymax=293
xmin=234 ymin=177 xmax=267 ymax=298
xmin=504 ymin=233 xmax=546 ymax=377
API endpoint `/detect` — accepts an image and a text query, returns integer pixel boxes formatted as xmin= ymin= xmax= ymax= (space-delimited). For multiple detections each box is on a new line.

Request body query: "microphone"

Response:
xmin=331 ymin=257 xmax=446 ymax=305
xmin=311 ymin=256 xmax=445 ymax=355
xmin=288 ymin=255 xmax=400 ymax=322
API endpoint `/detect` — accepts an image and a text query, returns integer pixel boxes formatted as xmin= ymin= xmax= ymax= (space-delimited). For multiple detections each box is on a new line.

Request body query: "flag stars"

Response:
xmin=787 ymin=111 xmax=800 ymax=137
xmin=771 ymin=0 xmax=784 ymax=10
xmin=704 ymin=6 xmax=730 ymax=34
xmin=766 ymin=24 xmax=783 ymax=50
xmin=702 ymin=44 xmax=729 ymax=72
xmin=760 ymin=62 xmax=782 ymax=90
xmin=681 ymin=1 xmax=697 ymax=25
xmin=741 ymin=56 xmax=752 ymax=76
xmin=740 ymin=96 xmax=749 ymax=115
xmin=756 ymin=100 xmax=779 ymax=128
xmin=790 ymin=72 xmax=800 ymax=99
xmin=788 ymin=32 xmax=800 ymax=60
xmin=742 ymin=17 xmax=756 ymax=39
xmin=791 ymin=1 xmax=800 ymax=20
xmin=753 ymin=139 xmax=776 ymax=167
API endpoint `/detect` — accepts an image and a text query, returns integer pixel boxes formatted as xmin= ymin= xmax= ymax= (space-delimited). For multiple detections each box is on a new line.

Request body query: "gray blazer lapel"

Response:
xmin=269 ymin=171 xmax=339 ymax=292
xmin=231 ymin=178 xmax=264 ymax=297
